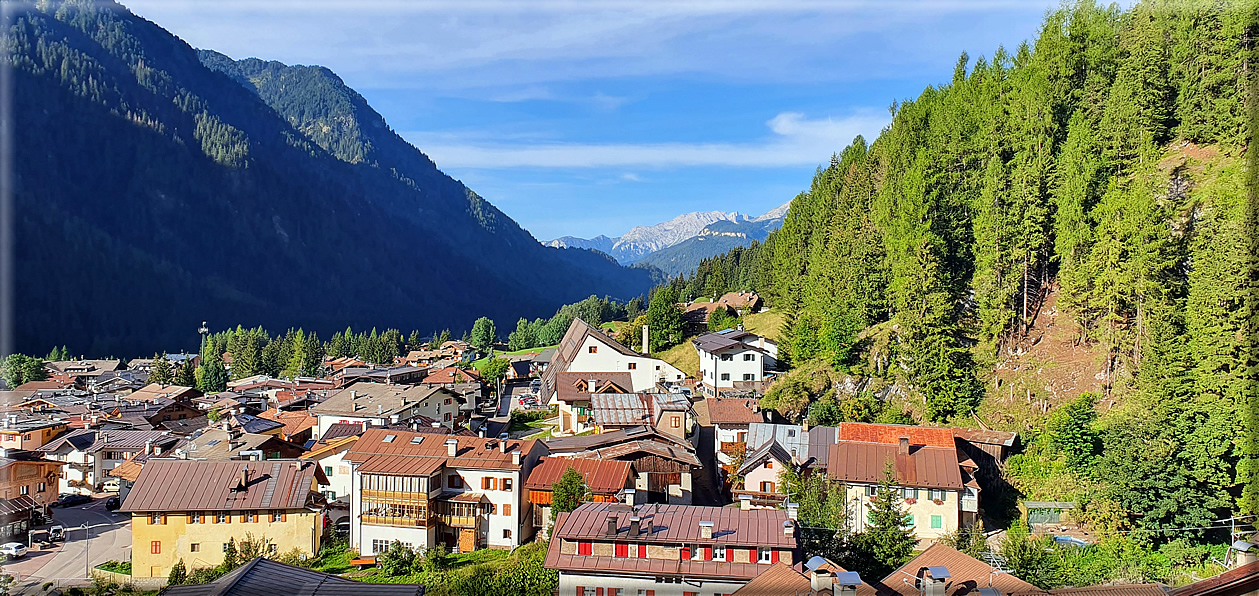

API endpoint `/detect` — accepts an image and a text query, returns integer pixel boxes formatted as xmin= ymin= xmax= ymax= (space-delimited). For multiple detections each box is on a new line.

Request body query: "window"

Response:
xmin=244 ymin=512 xmax=257 ymax=523
xmin=765 ymin=460 xmax=773 ymax=469
xmin=189 ymin=513 xmax=202 ymax=524
xmin=655 ymin=366 xmax=660 ymax=371
xmin=929 ymin=489 xmax=947 ymax=502
xmin=216 ymin=513 xmax=229 ymax=524
xmin=743 ymin=354 xmax=754 ymax=361
xmin=720 ymin=354 xmax=733 ymax=361
xmin=680 ymin=546 xmax=692 ymax=560
xmin=270 ymin=511 xmax=284 ymax=522
xmin=638 ymin=544 xmax=647 ymax=559
xmin=19 ymin=485 xmax=27 ymax=495
xmin=482 ymin=477 xmax=498 ymax=490
xmin=324 ymin=466 xmax=333 ymax=476
xmin=589 ymin=346 xmax=598 ymax=354
xmin=758 ymin=548 xmax=772 ymax=563
xmin=37 ymin=482 xmax=45 ymax=493
xmin=904 ymin=514 xmax=915 ymax=527
xmin=268 ymin=544 xmax=277 ymax=554
xmin=578 ymin=542 xmax=593 ymax=555
xmin=502 ymin=529 xmax=512 ymax=539
xmin=382 ymin=434 xmax=396 ymax=443
xmin=671 ymin=416 xmax=680 ymax=429
xmin=713 ymin=546 xmax=726 ymax=561
xmin=865 ymin=486 xmax=878 ymax=497
xmin=149 ymin=513 xmax=164 ymax=525
xmin=444 ymin=413 xmax=452 ymax=422
xmin=584 ymin=589 xmax=596 ymax=596
xmin=720 ymin=373 xmax=730 ymax=381
xmin=760 ymin=481 xmax=775 ymax=492
xmin=503 ymin=478 xmax=513 ymax=491
xmin=628 ymin=362 xmax=637 ymax=370
xmin=448 ymin=475 xmax=463 ymax=489
xmin=930 ymin=515 xmax=943 ymax=529
xmin=503 ymin=504 xmax=511 ymax=516
xmin=742 ymin=374 xmax=754 ymax=381
xmin=444 ymin=398 xmax=452 ymax=405
xmin=190 ymin=543 xmax=200 ymax=553
xmin=902 ymin=488 xmax=919 ymax=500
xmin=150 ymin=541 xmax=161 ymax=555
xmin=372 ymin=540 xmax=391 ymax=554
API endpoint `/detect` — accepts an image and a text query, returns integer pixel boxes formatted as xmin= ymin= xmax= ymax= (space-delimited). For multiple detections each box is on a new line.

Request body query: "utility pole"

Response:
xmin=82 ymin=521 xmax=90 ymax=580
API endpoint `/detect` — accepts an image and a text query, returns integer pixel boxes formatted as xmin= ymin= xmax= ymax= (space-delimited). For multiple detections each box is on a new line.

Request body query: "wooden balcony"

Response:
xmin=361 ymin=515 xmax=430 ymax=528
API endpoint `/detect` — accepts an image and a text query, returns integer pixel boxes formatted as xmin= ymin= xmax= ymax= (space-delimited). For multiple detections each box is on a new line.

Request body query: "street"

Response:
xmin=6 ymin=497 xmax=131 ymax=594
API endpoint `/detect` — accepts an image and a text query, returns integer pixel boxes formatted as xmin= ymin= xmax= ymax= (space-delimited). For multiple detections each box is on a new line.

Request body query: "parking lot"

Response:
xmin=7 ymin=494 xmax=132 ymax=594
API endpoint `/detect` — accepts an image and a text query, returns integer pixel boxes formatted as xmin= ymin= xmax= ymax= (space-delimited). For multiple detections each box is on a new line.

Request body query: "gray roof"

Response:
xmin=311 ymin=383 xmax=458 ymax=419
xmin=533 ymin=348 xmax=556 ymax=364
xmin=40 ymin=429 xmax=177 ymax=454
xmin=808 ymin=426 xmax=838 ymax=468
xmin=159 ymin=557 xmax=423 ymax=596
xmin=747 ymin=423 xmax=810 ymax=463
xmin=691 ymin=329 xmax=770 ymax=355
xmin=736 ymin=439 xmax=794 ymax=477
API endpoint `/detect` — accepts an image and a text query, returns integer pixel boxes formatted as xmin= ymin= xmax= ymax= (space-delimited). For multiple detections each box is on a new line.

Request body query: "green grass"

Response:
xmin=96 ymin=561 xmax=132 ymax=574
xmin=470 ymin=345 xmax=556 ymax=371
xmin=742 ymin=309 xmax=785 ymax=343
xmin=657 ymin=341 xmax=699 ymax=378
xmin=311 ymin=540 xmax=356 ymax=574
xmin=353 ymin=549 xmax=511 ymax=585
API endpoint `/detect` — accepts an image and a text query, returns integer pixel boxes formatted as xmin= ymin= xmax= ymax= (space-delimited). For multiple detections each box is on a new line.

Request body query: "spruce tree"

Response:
xmin=149 ymin=353 xmax=172 ymax=385
xmin=850 ymin=462 xmax=916 ymax=578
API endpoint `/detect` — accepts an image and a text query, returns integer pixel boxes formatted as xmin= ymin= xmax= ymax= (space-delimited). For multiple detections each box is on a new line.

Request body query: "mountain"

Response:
xmin=9 ymin=0 xmax=655 ymax=356
xmin=547 ymin=203 xmax=788 ymax=266
xmin=636 ymin=212 xmax=786 ymax=278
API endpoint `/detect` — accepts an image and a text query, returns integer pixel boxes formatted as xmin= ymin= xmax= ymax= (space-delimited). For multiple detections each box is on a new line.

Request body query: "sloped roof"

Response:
xmin=422 ymin=367 xmax=481 ymax=385
xmin=1169 ymin=561 xmax=1259 ymax=596
xmin=736 ymin=440 xmax=795 ymax=477
xmin=128 ymin=384 xmax=200 ymax=402
xmin=312 ymin=383 xmax=456 ymax=418
xmin=837 ymin=422 xmax=955 ymax=448
xmin=551 ymin=502 xmax=795 ymax=548
xmin=1035 ymin=586 xmax=1166 ymax=596
xmin=120 ymin=459 xmax=325 ymax=513
xmin=953 ymin=427 xmax=1019 ymax=447
xmin=827 ymin=441 xmax=963 ymax=490
xmin=259 ymin=409 xmax=317 ymax=438
xmin=40 ymin=429 xmax=177 ymax=454
xmin=344 ymin=428 xmax=537 ymax=473
xmin=707 ymin=398 xmax=766 ymax=426
xmin=878 ymin=544 xmax=1039 ymax=596
xmin=524 ymin=457 xmax=632 ymax=494
xmin=555 ymin=372 xmax=633 ymax=404
xmin=158 ymin=556 xmax=424 ymax=596
xmin=733 ymin=562 xmax=876 ymax=596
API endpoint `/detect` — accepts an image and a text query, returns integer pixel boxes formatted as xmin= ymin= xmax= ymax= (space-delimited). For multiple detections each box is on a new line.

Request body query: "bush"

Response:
xmin=168 ymin=559 xmax=187 ymax=585
xmin=422 ymin=544 xmax=449 ymax=573
xmin=378 ymin=541 xmax=417 ymax=577
xmin=96 ymin=560 xmax=131 ymax=574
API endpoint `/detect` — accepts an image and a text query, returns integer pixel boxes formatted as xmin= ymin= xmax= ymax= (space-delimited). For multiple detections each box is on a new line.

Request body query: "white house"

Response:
xmin=343 ymin=428 xmax=546 ymax=554
xmin=707 ymin=398 xmax=768 ymax=467
xmin=541 ymin=319 xmax=685 ymax=409
xmin=693 ymin=329 xmax=778 ymax=398
xmin=39 ymin=429 xmax=178 ymax=495
xmin=310 ymin=383 xmax=464 ymax=439
xmin=301 ymin=434 xmax=360 ymax=503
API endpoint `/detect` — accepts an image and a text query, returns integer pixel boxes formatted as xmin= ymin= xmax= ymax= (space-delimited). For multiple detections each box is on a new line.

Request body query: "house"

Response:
xmin=827 ymin=433 xmax=978 ymax=542
xmin=708 ymin=398 xmax=769 ymax=467
xmin=126 ymin=383 xmax=203 ymax=404
xmin=259 ymin=409 xmax=317 ymax=445
xmin=302 ymin=433 xmax=361 ymax=503
xmin=715 ymin=291 xmax=763 ymax=315
xmin=105 ymin=398 xmax=202 ymax=429
xmin=541 ymin=319 xmax=686 ymax=406
xmin=120 ymin=459 xmax=327 ymax=579
xmin=1169 ymin=561 xmax=1259 ymax=596
xmin=504 ymin=358 xmax=533 ymax=381
xmin=0 ymin=495 xmax=40 ymax=541
xmin=172 ymin=426 xmax=309 ymax=461
xmin=733 ymin=561 xmax=874 ymax=596
xmin=545 ymin=502 xmax=798 ymax=596
xmin=40 ymin=429 xmax=178 ymax=494
xmin=422 ymin=367 xmax=482 ymax=387
xmin=590 ymin=392 xmax=695 ymax=441
xmin=158 ymin=556 xmax=425 ymax=596
xmin=0 ymin=416 xmax=68 ymax=450
xmin=128 ymin=354 xmax=201 ymax=372
xmin=400 ymin=350 xmax=440 ymax=367
xmin=680 ymin=301 xmax=731 ymax=330
xmin=693 ymin=329 xmax=778 ymax=398
xmin=310 ymin=383 xmax=465 ymax=439
xmin=553 ymin=372 xmax=634 ymax=435
xmin=0 ymin=450 xmax=65 ymax=509
xmin=546 ymin=426 xmax=702 ymax=505
xmin=88 ymin=369 xmax=150 ymax=394
xmin=531 ymin=348 xmax=556 ymax=376
xmin=343 ymin=428 xmax=547 ymax=553
xmin=734 ymin=440 xmax=795 ymax=508
xmin=44 ymin=359 xmax=123 ymax=388
xmin=523 ymin=457 xmax=633 ymax=536
xmin=877 ymin=544 xmax=1039 ymax=596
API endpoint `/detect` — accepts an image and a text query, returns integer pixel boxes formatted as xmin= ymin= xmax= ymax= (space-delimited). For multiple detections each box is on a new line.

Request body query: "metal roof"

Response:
xmin=826 ymin=441 xmax=963 ymax=490
xmin=706 ymin=398 xmax=766 ymax=426
xmin=879 ymin=544 xmax=1039 ymax=596
xmin=747 ymin=423 xmax=810 ymax=462
xmin=524 ymin=457 xmax=633 ymax=494
xmin=158 ymin=556 xmax=424 ymax=596
xmin=344 ymin=428 xmax=536 ymax=472
xmin=551 ymin=502 xmax=795 ymax=548
xmin=837 ymin=422 xmax=956 ymax=447
xmin=119 ymin=459 xmax=324 ymax=513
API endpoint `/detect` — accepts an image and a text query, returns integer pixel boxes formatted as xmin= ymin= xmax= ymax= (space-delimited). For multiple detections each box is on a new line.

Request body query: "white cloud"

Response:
xmin=403 ymin=110 xmax=887 ymax=169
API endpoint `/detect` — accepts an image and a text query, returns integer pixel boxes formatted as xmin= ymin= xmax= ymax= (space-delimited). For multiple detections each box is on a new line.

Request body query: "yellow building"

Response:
xmin=120 ymin=459 xmax=328 ymax=578
xmin=0 ymin=419 xmax=68 ymax=451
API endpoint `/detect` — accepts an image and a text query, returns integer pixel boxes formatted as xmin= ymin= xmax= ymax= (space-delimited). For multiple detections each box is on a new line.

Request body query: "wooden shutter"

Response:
xmin=575 ymin=587 xmax=583 ymax=596
xmin=638 ymin=544 xmax=647 ymax=558
xmin=680 ymin=546 xmax=691 ymax=560
xmin=504 ymin=504 xmax=511 ymax=516
xmin=615 ymin=543 xmax=628 ymax=557
xmin=703 ymin=546 xmax=712 ymax=561
xmin=596 ymin=589 xmax=603 ymax=596
xmin=771 ymin=550 xmax=779 ymax=563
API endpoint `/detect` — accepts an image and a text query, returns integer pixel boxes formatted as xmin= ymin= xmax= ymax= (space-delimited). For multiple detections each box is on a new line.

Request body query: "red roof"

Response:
xmin=706 ymin=398 xmax=766 ymax=426
xmin=423 ymin=367 xmax=481 ymax=385
xmin=524 ymin=457 xmax=632 ymax=494
xmin=827 ymin=441 xmax=963 ymax=490
xmin=344 ymin=428 xmax=536 ymax=472
xmin=880 ymin=544 xmax=1039 ymax=596
xmin=837 ymin=422 xmax=956 ymax=447
xmin=554 ymin=372 xmax=632 ymax=404
xmin=260 ymin=409 xmax=317 ymax=439
xmin=119 ymin=459 xmax=324 ymax=513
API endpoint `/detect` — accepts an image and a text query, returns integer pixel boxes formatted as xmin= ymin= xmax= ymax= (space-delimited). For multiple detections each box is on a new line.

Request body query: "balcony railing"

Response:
xmin=961 ymin=498 xmax=978 ymax=513
xmin=436 ymin=513 xmax=479 ymax=528
xmin=361 ymin=515 xmax=430 ymax=528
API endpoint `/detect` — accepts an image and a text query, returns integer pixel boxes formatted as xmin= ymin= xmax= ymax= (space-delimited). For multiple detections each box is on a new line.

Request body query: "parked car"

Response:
xmin=105 ymin=497 xmax=120 ymax=511
xmin=57 ymin=494 xmax=91 ymax=507
xmin=48 ymin=525 xmax=65 ymax=541
xmin=529 ymin=379 xmax=542 ymax=391
xmin=102 ymin=479 xmax=120 ymax=492
xmin=0 ymin=543 xmax=28 ymax=559
xmin=334 ymin=520 xmax=350 ymax=536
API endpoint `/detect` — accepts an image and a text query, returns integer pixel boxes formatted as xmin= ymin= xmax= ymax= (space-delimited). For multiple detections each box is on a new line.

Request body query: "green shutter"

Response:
xmin=930 ymin=515 xmax=943 ymax=529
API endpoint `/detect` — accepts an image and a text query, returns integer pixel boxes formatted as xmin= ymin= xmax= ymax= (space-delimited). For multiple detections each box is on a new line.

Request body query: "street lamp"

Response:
xmin=81 ymin=521 xmax=90 ymax=580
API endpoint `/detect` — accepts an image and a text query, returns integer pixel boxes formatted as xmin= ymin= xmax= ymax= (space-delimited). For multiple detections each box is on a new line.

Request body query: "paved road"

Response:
xmin=8 ymin=498 xmax=131 ymax=594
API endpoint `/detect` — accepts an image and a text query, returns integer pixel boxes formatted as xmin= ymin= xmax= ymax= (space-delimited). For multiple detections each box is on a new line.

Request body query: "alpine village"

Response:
xmin=4 ymin=0 xmax=1259 ymax=595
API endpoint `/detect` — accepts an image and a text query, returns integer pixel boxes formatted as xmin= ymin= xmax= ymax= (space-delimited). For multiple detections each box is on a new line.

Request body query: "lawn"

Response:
xmin=742 ymin=309 xmax=785 ymax=343
xmin=470 ymin=345 xmax=556 ymax=371
xmin=657 ymin=341 xmax=699 ymax=378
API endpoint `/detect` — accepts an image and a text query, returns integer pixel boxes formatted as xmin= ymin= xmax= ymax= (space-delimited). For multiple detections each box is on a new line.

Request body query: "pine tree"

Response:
xmin=550 ymin=467 xmax=588 ymax=522
xmin=850 ymin=462 xmax=917 ymax=578
xmin=150 ymin=353 xmax=172 ymax=385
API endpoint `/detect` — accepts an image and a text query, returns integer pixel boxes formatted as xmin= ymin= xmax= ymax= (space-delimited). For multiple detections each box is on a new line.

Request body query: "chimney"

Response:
xmin=377 ymin=404 xmax=383 ymax=416
xmin=240 ymin=465 xmax=250 ymax=489
xmin=783 ymin=520 xmax=795 ymax=538
xmin=898 ymin=436 xmax=910 ymax=455
xmin=144 ymin=440 xmax=153 ymax=455
xmin=350 ymin=391 xmax=358 ymax=400
xmin=445 ymin=438 xmax=458 ymax=457
xmin=922 ymin=567 xmax=950 ymax=596
xmin=606 ymin=515 xmax=619 ymax=537
xmin=499 ymin=440 xmax=507 ymax=454
xmin=478 ymin=428 xmax=486 ymax=438
xmin=628 ymin=516 xmax=641 ymax=536
xmin=588 ymin=379 xmax=598 ymax=394
xmin=810 ymin=569 xmax=834 ymax=593
xmin=835 ymin=572 xmax=863 ymax=596
xmin=739 ymin=494 xmax=752 ymax=510
xmin=642 ymin=325 xmax=650 ymax=355
xmin=787 ymin=502 xmax=799 ymax=520
xmin=699 ymin=521 xmax=713 ymax=540
xmin=511 ymin=450 xmax=521 ymax=466
xmin=623 ymin=489 xmax=636 ymax=507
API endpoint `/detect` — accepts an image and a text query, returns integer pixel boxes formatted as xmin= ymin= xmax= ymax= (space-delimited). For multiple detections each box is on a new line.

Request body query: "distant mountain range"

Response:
xmin=546 ymin=203 xmax=789 ymax=274
xmin=10 ymin=0 xmax=655 ymax=356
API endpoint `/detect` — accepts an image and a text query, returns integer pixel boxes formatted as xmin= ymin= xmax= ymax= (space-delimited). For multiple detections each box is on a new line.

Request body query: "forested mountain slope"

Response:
xmin=8 ymin=0 xmax=655 ymax=356
xmin=666 ymin=0 xmax=1257 ymax=542
xmin=637 ymin=214 xmax=786 ymax=278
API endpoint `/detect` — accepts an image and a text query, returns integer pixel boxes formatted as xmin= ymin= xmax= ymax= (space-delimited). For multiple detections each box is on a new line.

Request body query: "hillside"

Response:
xmin=8 ymin=0 xmax=655 ymax=356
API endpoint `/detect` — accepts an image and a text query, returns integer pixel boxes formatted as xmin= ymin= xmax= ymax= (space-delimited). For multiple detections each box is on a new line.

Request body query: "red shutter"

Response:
xmin=771 ymin=550 xmax=779 ymax=563
xmin=680 ymin=546 xmax=691 ymax=560
xmin=596 ymin=589 xmax=603 ymax=596
xmin=638 ymin=544 xmax=647 ymax=558
xmin=615 ymin=543 xmax=628 ymax=557
xmin=578 ymin=541 xmax=593 ymax=556
xmin=646 ymin=591 xmax=654 ymax=596
xmin=704 ymin=546 xmax=712 ymax=561
xmin=576 ymin=587 xmax=583 ymax=596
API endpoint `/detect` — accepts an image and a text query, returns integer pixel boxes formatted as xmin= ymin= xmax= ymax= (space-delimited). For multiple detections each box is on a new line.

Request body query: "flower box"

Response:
xmin=905 ymin=498 xmax=918 ymax=504
xmin=933 ymin=499 xmax=944 ymax=505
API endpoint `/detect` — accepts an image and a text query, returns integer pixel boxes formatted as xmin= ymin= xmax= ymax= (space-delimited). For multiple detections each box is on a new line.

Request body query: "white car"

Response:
xmin=0 ymin=542 xmax=28 ymax=559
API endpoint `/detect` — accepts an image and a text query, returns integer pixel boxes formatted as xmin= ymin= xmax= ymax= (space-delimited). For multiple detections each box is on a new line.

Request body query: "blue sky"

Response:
xmin=122 ymin=0 xmax=1055 ymax=241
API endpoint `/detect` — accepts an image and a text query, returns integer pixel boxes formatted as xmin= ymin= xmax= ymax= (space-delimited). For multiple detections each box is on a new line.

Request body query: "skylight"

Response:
xmin=382 ymin=434 xmax=396 ymax=443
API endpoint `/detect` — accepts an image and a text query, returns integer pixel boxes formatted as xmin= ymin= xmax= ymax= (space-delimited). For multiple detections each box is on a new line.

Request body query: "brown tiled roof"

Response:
xmin=552 ymin=501 xmax=796 ymax=548
xmin=524 ymin=457 xmax=632 ymax=494
xmin=953 ymin=428 xmax=1018 ymax=447
xmin=716 ymin=292 xmax=761 ymax=309
xmin=838 ymin=422 xmax=956 ymax=447
xmin=827 ymin=441 xmax=963 ymax=490
xmin=878 ymin=544 xmax=1039 ymax=596
xmin=1169 ymin=561 xmax=1259 ymax=596
xmin=733 ymin=562 xmax=877 ymax=596
xmin=119 ymin=459 xmax=324 ymax=513
xmin=344 ymin=428 xmax=537 ymax=473
xmin=422 ymin=367 xmax=481 ymax=385
xmin=707 ymin=398 xmax=766 ymax=426
xmin=554 ymin=372 xmax=633 ymax=404
xmin=1035 ymin=586 xmax=1166 ymax=596
xmin=260 ymin=409 xmax=317 ymax=439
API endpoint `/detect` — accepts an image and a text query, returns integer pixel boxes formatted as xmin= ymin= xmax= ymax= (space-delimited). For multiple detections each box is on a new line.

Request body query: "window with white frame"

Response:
xmin=713 ymin=546 xmax=726 ymax=561
xmin=758 ymin=548 xmax=772 ymax=563
xmin=743 ymin=354 xmax=755 ymax=361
